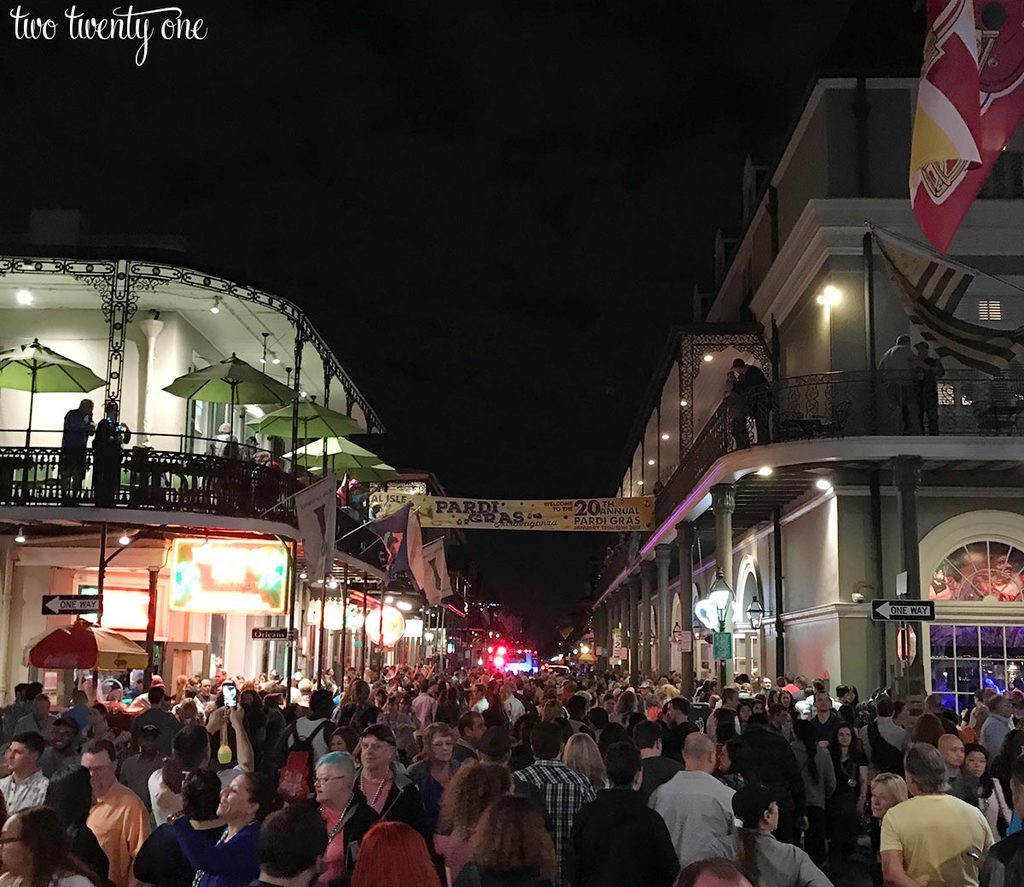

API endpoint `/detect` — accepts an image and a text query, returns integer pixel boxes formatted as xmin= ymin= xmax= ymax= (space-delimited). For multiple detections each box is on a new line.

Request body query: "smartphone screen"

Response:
xmin=222 ymin=682 xmax=238 ymax=708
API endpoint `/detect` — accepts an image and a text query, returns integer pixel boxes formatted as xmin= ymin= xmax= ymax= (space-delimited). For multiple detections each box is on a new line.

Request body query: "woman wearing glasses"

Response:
xmin=0 ymin=806 xmax=99 ymax=887
xmin=315 ymin=752 xmax=378 ymax=885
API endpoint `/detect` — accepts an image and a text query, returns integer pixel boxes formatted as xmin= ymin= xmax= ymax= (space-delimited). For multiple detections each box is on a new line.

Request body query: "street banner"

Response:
xmin=422 ymin=538 xmax=453 ymax=606
xmin=369 ymin=503 xmax=427 ymax=592
xmin=611 ymin=629 xmax=624 ymax=660
xmin=369 ymin=481 xmax=427 ymax=518
xmin=414 ymin=496 xmax=654 ymax=531
xmin=294 ymin=475 xmax=337 ymax=580
xmin=912 ymin=1 xmax=1024 ymax=251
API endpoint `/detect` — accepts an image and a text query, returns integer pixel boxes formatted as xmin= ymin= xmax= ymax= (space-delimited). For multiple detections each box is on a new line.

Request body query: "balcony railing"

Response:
xmin=601 ymin=369 xmax=1024 ymax=592
xmin=0 ymin=445 xmax=298 ymax=522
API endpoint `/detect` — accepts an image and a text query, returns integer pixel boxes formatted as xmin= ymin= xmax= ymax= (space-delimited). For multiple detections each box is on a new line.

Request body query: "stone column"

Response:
xmin=640 ymin=560 xmax=654 ymax=677
xmin=711 ymin=484 xmax=736 ymax=685
xmin=627 ymin=577 xmax=640 ymax=678
xmin=656 ymin=544 xmax=672 ymax=677
xmin=893 ymin=455 xmax=926 ymax=700
xmin=676 ymin=523 xmax=695 ymax=698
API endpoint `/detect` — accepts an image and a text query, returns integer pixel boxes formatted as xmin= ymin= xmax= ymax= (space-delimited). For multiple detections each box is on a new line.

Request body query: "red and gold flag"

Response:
xmin=912 ymin=0 xmax=1024 ymax=251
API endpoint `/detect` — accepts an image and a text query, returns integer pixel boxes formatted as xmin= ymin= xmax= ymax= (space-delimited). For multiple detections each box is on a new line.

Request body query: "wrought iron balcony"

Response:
xmin=598 ymin=369 xmax=1024 ymax=594
xmin=0 ymin=444 xmax=298 ymax=523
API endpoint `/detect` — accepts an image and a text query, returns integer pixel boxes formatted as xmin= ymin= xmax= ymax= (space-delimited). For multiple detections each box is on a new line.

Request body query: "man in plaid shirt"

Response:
xmin=0 ymin=731 xmax=49 ymax=813
xmin=514 ymin=721 xmax=596 ymax=886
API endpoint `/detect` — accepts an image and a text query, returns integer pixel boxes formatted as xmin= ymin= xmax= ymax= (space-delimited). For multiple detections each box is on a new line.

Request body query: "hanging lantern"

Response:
xmin=365 ymin=605 xmax=405 ymax=647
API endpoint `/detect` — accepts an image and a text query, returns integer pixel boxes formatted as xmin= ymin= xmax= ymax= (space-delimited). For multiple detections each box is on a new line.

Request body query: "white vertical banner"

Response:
xmin=294 ymin=475 xmax=338 ymax=579
xmin=422 ymin=538 xmax=452 ymax=606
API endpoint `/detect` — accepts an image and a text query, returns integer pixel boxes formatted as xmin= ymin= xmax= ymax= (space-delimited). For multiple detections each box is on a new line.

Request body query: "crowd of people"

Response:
xmin=0 ymin=668 xmax=1021 ymax=887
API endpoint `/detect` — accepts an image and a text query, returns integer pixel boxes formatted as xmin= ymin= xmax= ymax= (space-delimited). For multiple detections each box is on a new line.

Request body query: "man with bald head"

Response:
xmin=939 ymin=733 xmax=979 ymax=806
xmin=649 ymin=732 xmax=735 ymax=869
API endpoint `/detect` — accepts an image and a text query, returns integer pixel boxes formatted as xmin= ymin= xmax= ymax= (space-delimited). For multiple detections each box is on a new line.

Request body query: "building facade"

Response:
xmin=593 ymin=77 xmax=1024 ymax=710
xmin=0 ymin=231 xmax=395 ymax=700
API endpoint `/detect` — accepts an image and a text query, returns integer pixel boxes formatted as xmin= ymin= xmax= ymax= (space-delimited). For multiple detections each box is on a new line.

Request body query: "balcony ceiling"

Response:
xmin=0 ymin=269 xmax=330 ymax=404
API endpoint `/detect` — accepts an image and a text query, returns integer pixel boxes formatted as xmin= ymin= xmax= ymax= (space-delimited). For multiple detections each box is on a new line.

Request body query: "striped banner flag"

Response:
xmin=873 ymin=227 xmax=1024 ymax=375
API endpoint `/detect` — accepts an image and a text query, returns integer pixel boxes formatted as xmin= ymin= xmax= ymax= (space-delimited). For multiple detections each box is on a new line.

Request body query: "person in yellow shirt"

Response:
xmin=82 ymin=738 xmax=149 ymax=887
xmin=881 ymin=742 xmax=993 ymax=887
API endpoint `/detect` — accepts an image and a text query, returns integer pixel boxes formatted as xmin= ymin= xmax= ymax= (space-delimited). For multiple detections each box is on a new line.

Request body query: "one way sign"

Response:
xmin=871 ymin=599 xmax=936 ymax=622
xmin=41 ymin=595 xmax=101 ymax=616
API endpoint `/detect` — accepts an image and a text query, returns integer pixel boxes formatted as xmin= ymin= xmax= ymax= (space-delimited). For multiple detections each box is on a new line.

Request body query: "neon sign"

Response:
xmin=171 ymin=538 xmax=288 ymax=614
xmin=79 ymin=585 xmax=150 ymax=632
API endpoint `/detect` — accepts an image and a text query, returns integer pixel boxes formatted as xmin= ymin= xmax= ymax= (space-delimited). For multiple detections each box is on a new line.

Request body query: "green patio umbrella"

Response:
xmin=247 ymin=399 xmax=363 ymax=439
xmin=163 ymin=354 xmax=296 ymax=405
xmin=0 ymin=339 xmax=106 ymax=447
xmin=164 ymin=354 xmax=296 ymax=442
xmin=310 ymin=462 xmax=399 ymax=482
xmin=288 ymin=436 xmax=382 ymax=470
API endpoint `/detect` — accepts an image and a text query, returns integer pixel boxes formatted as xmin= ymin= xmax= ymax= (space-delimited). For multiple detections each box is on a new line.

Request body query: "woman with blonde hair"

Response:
xmin=562 ymin=733 xmax=607 ymax=791
xmin=869 ymin=773 xmax=908 ymax=886
xmin=435 ymin=764 xmax=511 ymax=884
xmin=454 ymin=795 xmax=556 ymax=887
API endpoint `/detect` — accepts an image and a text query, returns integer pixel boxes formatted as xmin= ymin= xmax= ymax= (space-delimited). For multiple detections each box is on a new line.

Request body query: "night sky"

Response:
xmin=0 ymin=1 xmax=911 ymax=644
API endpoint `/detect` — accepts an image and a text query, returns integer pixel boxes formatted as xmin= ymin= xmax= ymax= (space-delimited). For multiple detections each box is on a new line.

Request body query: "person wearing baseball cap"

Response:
xmin=120 ymin=723 xmax=165 ymax=811
xmin=693 ymin=784 xmax=831 ymax=886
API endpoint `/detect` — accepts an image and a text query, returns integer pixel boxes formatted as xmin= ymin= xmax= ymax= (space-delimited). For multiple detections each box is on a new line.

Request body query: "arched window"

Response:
xmin=930 ymin=540 xmax=1024 ymax=602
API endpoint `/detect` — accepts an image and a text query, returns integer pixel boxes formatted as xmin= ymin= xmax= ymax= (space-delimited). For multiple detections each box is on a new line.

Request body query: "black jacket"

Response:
xmin=741 ymin=722 xmax=806 ymax=819
xmin=326 ymin=794 xmax=379 ymax=887
xmin=982 ymin=831 xmax=1024 ymax=887
xmin=69 ymin=823 xmax=109 ymax=887
xmin=453 ymin=865 xmax=553 ymax=887
xmin=565 ymin=788 xmax=678 ymax=887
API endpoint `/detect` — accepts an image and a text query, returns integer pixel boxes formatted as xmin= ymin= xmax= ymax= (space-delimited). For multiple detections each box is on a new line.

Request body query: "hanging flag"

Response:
xmin=873 ymin=226 xmax=1024 ymax=374
xmin=421 ymin=538 xmax=452 ymax=606
xmin=912 ymin=1 xmax=1024 ymax=251
xmin=294 ymin=475 xmax=338 ymax=580
xmin=369 ymin=503 xmax=427 ymax=593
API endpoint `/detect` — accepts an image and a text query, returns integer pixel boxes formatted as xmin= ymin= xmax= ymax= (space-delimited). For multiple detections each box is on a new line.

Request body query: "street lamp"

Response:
xmin=706 ymin=569 xmax=734 ymax=633
xmin=746 ymin=593 xmax=765 ymax=630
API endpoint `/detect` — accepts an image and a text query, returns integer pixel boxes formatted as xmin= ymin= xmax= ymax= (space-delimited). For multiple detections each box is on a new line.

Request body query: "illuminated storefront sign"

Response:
xmin=171 ymin=538 xmax=288 ymax=614
xmin=79 ymin=585 xmax=150 ymax=632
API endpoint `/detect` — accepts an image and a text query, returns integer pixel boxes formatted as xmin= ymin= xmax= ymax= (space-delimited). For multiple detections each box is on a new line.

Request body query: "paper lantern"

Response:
xmin=365 ymin=605 xmax=405 ymax=647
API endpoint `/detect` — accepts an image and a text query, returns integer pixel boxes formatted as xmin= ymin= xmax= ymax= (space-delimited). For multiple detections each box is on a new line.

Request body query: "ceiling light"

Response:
xmin=210 ymin=297 xmax=221 ymax=314
xmin=661 ymin=433 xmax=670 ymax=440
xmin=755 ymin=466 xmax=773 ymax=477
xmin=328 ymin=579 xmax=338 ymax=589
xmin=385 ymin=595 xmax=394 ymax=604
xmin=15 ymin=289 xmax=33 ymax=306
xmin=299 ymin=571 xmax=308 ymax=580
xmin=118 ymin=531 xmax=131 ymax=546
xmin=680 ymin=400 xmax=688 ymax=407
xmin=703 ymin=353 xmax=714 ymax=362
xmin=647 ymin=459 xmax=656 ymax=465
xmin=14 ymin=527 xmax=25 ymax=544
xmin=271 ymin=355 xmax=281 ymax=365
xmin=816 ymin=478 xmax=834 ymax=493
xmin=300 ymin=391 xmax=307 ymax=398
xmin=397 ymin=601 xmax=413 ymax=611
xmin=636 ymin=480 xmax=644 ymax=486
xmin=817 ymin=285 xmax=841 ymax=307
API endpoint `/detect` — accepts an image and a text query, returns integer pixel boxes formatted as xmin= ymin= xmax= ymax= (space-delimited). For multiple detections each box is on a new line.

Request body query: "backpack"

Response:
xmin=276 ymin=719 xmax=330 ymax=803
xmin=867 ymin=721 xmax=904 ymax=776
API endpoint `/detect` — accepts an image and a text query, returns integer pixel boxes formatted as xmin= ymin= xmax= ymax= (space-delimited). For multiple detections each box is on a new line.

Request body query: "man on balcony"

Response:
xmin=879 ymin=336 xmax=920 ymax=434
xmin=727 ymin=360 xmax=770 ymax=448
xmin=914 ymin=341 xmax=945 ymax=435
xmin=60 ymin=398 xmax=94 ymax=495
